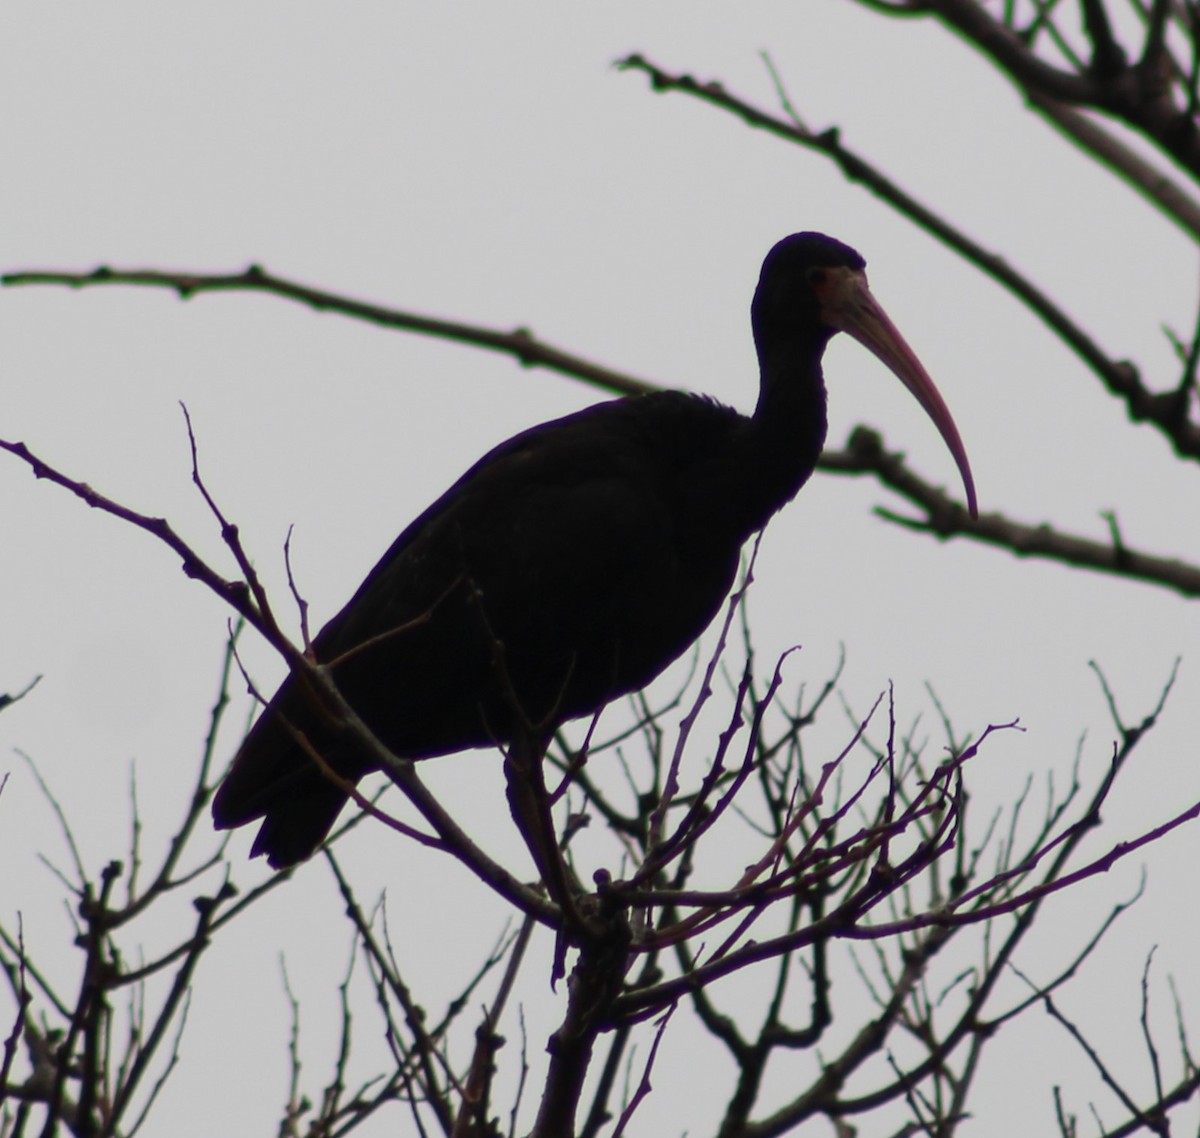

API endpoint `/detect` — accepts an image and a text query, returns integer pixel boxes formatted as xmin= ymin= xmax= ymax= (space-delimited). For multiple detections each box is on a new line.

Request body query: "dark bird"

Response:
xmin=212 ymin=233 xmax=977 ymax=868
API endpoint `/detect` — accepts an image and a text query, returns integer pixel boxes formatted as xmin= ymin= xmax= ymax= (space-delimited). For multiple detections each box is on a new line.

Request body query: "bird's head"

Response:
xmin=754 ymin=232 xmax=978 ymax=518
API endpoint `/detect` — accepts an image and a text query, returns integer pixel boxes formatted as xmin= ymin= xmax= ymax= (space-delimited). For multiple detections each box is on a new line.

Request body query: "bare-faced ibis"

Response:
xmin=212 ymin=233 xmax=977 ymax=867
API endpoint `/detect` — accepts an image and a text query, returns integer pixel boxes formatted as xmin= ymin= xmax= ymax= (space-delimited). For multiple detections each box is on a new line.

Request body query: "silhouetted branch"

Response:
xmin=854 ymin=0 xmax=1200 ymax=240
xmin=0 ymin=675 xmax=40 ymax=715
xmin=0 ymin=435 xmax=269 ymax=641
xmin=0 ymin=919 xmax=28 ymax=1116
xmin=1025 ymin=85 xmax=1200 ymax=236
xmin=823 ymin=426 xmax=1200 ymax=597
xmin=0 ymin=264 xmax=657 ymax=399
xmin=0 ymin=428 xmax=565 ymax=932
xmin=894 ymin=0 xmax=1200 ymax=181
xmin=617 ymin=51 xmax=1200 ymax=463
xmin=2 ymin=595 xmax=1192 ymax=1135
xmin=9 ymin=268 xmax=1199 ymax=606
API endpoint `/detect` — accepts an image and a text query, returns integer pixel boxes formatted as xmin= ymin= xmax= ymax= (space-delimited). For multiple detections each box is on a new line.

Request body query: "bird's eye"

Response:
xmin=806 ymin=267 xmax=827 ymax=288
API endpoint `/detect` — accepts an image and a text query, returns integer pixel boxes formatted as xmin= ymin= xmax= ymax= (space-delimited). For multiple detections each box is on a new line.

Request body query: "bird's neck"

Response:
xmin=736 ymin=338 xmax=830 ymax=527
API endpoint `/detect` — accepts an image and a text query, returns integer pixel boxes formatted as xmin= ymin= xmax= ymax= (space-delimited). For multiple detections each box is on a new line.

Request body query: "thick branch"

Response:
xmin=1026 ymin=87 xmax=1200 ymax=240
xmin=915 ymin=0 xmax=1200 ymax=178
xmin=850 ymin=2 xmax=1200 ymax=237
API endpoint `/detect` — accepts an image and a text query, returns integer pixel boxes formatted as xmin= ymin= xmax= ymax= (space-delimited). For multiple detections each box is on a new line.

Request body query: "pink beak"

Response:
xmin=819 ymin=267 xmax=978 ymax=519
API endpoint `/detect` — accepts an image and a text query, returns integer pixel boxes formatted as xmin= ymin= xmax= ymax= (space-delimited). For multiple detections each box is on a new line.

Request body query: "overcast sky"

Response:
xmin=3 ymin=4 xmax=1198 ymax=1134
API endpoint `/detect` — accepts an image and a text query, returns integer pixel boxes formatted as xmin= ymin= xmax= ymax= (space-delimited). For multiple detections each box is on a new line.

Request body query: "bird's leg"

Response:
xmin=504 ymin=728 xmax=601 ymax=988
xmin=503 ymin=727 xmax=581 ymax=915
xmin=465 ymin=577 xmax=592 ymax=950
xmin=466 ymin=582 xmax=584 ymax=920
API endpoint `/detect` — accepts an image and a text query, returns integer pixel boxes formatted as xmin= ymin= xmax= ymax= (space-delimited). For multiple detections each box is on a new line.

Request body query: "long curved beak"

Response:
xmin=819 ymin=267 xmax=978 ymax=518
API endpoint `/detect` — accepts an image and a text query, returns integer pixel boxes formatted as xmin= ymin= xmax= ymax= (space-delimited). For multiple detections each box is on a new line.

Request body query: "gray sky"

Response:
xmin=3 ymin=4 xmax=1198 ymax=1134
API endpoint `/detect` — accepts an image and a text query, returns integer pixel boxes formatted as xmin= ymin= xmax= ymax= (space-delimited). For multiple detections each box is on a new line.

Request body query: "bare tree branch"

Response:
xmin=0 ymin=264 xmax=657 ymax=399
xmin=617 ymin=52 xmax=1200 ymax=462
xmin=877 ymin=0 xmax=1200 ymax=178
xmin=823 ymin=426 xmax=1200 ymax=598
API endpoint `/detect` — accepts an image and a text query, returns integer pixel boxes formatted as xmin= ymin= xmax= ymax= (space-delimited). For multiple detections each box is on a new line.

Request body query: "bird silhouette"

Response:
xmin=212 ymin=233 xmax=976 ymax=867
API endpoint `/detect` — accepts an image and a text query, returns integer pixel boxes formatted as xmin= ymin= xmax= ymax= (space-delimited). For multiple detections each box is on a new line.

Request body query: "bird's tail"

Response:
xmin=212 ymin=700 xmax=352 ymax=869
